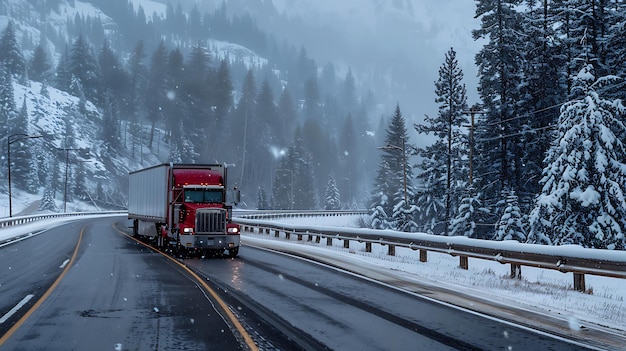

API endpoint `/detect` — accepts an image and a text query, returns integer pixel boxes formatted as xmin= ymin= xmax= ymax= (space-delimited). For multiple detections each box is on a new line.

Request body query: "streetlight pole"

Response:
xmin=378 ymin=137 xmax=407 ymax=203
xmin=7 ymin=133 xmax=43 ymax=217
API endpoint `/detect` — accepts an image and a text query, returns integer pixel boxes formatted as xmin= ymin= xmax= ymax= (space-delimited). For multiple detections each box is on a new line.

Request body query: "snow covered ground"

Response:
xmin=240 ymin=214 xmax=626 ymax=337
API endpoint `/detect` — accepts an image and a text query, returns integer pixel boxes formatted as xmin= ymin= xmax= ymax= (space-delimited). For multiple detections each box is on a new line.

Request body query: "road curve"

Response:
xmin=0 ymin=216 xmax=247 ymax=351
xmin=185 ymin=243 xmax=602 ymax=351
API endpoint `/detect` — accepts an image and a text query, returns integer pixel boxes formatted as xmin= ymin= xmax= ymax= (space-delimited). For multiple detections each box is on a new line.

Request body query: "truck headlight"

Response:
xmin=227 ymin=227 xmax=239 ymax=234
xmin=183 ymin=227 xmax=194 ymax=233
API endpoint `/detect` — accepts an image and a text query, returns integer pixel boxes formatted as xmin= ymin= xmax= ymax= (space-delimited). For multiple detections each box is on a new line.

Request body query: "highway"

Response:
xmin=0 ymin=215 xmax=603 ymax=350
xmin=0 ymin=216 xmax=250 ymax=351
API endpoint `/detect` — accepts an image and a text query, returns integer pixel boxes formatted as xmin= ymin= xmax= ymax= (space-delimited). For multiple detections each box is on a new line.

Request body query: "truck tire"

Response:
xmin=228 ymin=247 xmax=239 ymax=258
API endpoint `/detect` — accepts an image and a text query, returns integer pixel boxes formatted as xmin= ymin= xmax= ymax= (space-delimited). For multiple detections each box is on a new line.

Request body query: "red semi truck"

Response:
xmin=128 ymin=163 xmax=241 ymax=257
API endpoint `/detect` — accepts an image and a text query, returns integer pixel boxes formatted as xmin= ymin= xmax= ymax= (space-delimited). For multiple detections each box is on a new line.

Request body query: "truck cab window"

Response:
xmin=184 ymin=189 xmax=223 ymax=203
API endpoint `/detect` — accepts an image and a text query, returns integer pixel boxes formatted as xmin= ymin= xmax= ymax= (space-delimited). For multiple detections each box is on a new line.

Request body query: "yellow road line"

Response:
xmin=0 ymin=226 xmax=85 ymax=346
xmin=114 ymin=224 xmax=259 ymax=351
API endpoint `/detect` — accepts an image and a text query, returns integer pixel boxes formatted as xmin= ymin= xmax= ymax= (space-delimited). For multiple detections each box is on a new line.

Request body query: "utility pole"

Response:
xmin=56 ymin=147 xmax=90 ymax=213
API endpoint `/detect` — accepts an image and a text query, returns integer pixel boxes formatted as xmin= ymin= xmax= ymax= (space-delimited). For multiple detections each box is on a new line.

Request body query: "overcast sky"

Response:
xmin=172 ymin=0 xmax=483 ymax=143
xmin=264 ymin=0 xmax=483 ymax=130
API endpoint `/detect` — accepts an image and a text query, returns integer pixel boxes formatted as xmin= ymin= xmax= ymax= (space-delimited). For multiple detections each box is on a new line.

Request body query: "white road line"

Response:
xmin=59 ymin=259 xmax=70 ymax=269
xmin=0 ymin=295 xmax=34 ymax=324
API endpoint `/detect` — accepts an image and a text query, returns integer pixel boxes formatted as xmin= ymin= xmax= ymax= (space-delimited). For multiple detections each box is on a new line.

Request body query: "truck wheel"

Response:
xmin=228 ymin=248 xmax=239 ymax=258
xmin=132 ymin=220 xmax=139 ymax=238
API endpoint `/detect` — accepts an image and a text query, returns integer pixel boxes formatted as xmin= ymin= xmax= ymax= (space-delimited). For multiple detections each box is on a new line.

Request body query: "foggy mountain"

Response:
xmin=5 ymin=0 xmax=449 ymax=211
xmin=182 ymin=0 xmax=482 ymax=124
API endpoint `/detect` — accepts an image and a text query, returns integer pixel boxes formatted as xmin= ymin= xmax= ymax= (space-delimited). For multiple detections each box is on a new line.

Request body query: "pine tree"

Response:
xmin=184 ymin=43 xmax=212 ymax=157
xmin=144 ymin=40 xmax=168 ymax=149
xmin=516 ymin=0 xmax=567 ymax=208
xmin=169 ymin=119 xmax=197 ymax=163
xmin=62 ymin=105 xmax=77 ymax=149
xmin=602 ymin=2 xmax=626 ymax=101
xmin=163 ymin=47 xmax=184 ymax=144
xmin=29 ymin=41 xmax=52 ymax=82
xmin=98 ymin=39 xmax=128 ymax=112
xmin=277 ymin=87 xmax=296 ymax=145
xmin=0 ymin=63 xmax=15 ymax=148
xmin=34 ymin=143 xmax=49 ymax=186
xmin=339 ymin=114 xmax=359 ymax=206
xmin=450 ymin=187 xmax=491 ymax=238
xmin=256 ymin=187 xmax=268 ymax=210
xmin=303 ymin=77 xmax=321 ymax=120
xmin=528 ymin=65 xmax=626 ymax=250
xmin=73 ymin=162 xmax=86 ymax=200
xmin=415 ymin=47 xmax=468 ymax=235
xmin=324 ymin=172 xmax=341 ymax=210
xmin=292 ymin=129 xmax=317 ymax=210
xmin=472 ymin=0 xmax=526 ymax=223
xmin=127 ymin=40 xmax=147 ymax=155
xmin=369 ymin=159 xmax=392 ymax=230
xmin=54 ymin=46 xmax=71 ymax=92
xmin=342 ymin=68 xmax=357 ymax=116
xmin=12 ymin=96 xmax=36 ymax=192
xmin=251 ymin=77 xmax=277 ymax=191
xmin=392 ymin=199 xmax=419 ymax=233
xmin=69 ymin=74 xmax=86 ymax=115
xmin=100 ymin=95 xmax=120 ymax=154
xmin=68 ymin=34 xmax=100 ymax=105
xmin=494 ymin=190 xmax=526 ymax=241
xmin=272 ymin=159 xmax=293 ymax=210
xmin=272 ymin=128 xmax=316 ymax=210
xmin=369 ymin=104 xmax=416 ymax=231
xmin=39 ymin=80 xmax=49 ymax=98
xmin=39 ymin=186 xmax=58 ymax=212
xmin=0 ymin=21 xmax=26 ymax=79
xmin=213 ymin=59 xmax=233 ymax=135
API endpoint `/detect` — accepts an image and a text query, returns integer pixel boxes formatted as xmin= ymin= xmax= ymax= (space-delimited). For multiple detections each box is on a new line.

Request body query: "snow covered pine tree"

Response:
xmin=529 ymin=65 xmax=626 ymax=250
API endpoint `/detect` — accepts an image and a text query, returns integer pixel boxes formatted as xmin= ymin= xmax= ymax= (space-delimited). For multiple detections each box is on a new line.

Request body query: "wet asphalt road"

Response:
xmin=186 ymin=244 xmax=596 ymax=351
xmin=0 ymin=216 xmax=599 ymax=351
xmin=0 ymin=216 xmax=243 ymax=351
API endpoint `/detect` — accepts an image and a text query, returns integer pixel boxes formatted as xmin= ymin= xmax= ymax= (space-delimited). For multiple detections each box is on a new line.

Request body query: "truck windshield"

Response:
xmin=183 ymin=189 xmax=223 ymax=203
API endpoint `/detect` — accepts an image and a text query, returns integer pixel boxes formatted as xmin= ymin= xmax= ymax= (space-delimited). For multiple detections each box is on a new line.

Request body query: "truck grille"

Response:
xmin=196 ymin=209 xmax=226 ymax=234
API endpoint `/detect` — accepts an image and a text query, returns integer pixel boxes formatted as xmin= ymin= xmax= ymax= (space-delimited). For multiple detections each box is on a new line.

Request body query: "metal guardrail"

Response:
xmin=235 ymin=211 xmax=626 ymax=292
xmin=235 ymin=210 xmax=368 ymax=219
xmin=0 ymin=211 xmax=127 ymax=228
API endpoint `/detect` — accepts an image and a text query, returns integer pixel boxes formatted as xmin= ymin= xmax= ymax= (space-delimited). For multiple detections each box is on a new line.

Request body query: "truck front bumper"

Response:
xmin=179 ymin=234 xmax=240 ymax=250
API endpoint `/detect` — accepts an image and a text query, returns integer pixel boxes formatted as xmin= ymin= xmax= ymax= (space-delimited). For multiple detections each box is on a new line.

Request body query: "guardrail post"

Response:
xmin=388 ymin=245 xmax=395 ymax=256
xmin=365 ymin=242 xmax=372 ymax=252
xmin=265 ymin=228 xmax=270 ymax=234
xmin=286 ymin=231 xmax=291 ymax=240
xmin=343 ymin=239 xmax=350 ymax=249
xmin=297 ymin=234 xmax=303 ymax=241
xmin=327 ymin=238 xmax=332 ymax=246
xmin=460 ymin=256 xmax=469 ymax=270
xmin=419 ymin=250 xmax=427 ymax=262
xmin=274 ymin=230 xmax=280 ymax=238
xmin=510 ymin=264 xmax=522 ymax=279
xmin=315 ymin=236 xmax=321 ymax=243
xmin=307 ymin=234 xmax=313 ymax=242
xmin=573 ymin=273 xmax=586 ymax=292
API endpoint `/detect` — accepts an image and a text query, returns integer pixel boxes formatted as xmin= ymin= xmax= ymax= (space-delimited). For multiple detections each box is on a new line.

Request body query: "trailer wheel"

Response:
xmin=132 ymin=220 xmax=139 ymax=237
xmin=228 ymin=248 xmax=239 ymax=258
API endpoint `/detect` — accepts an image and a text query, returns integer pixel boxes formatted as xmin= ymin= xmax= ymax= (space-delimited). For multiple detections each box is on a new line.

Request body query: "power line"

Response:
xmin=476 ymin=124 xmax=558 ymax=143
xmin=480 ymin=102 xmax=563 ymax=127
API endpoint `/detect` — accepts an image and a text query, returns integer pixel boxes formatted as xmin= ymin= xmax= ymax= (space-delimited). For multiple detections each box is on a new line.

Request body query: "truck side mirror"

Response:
xmin=227 ymin=188 xmax=241 ymax=206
